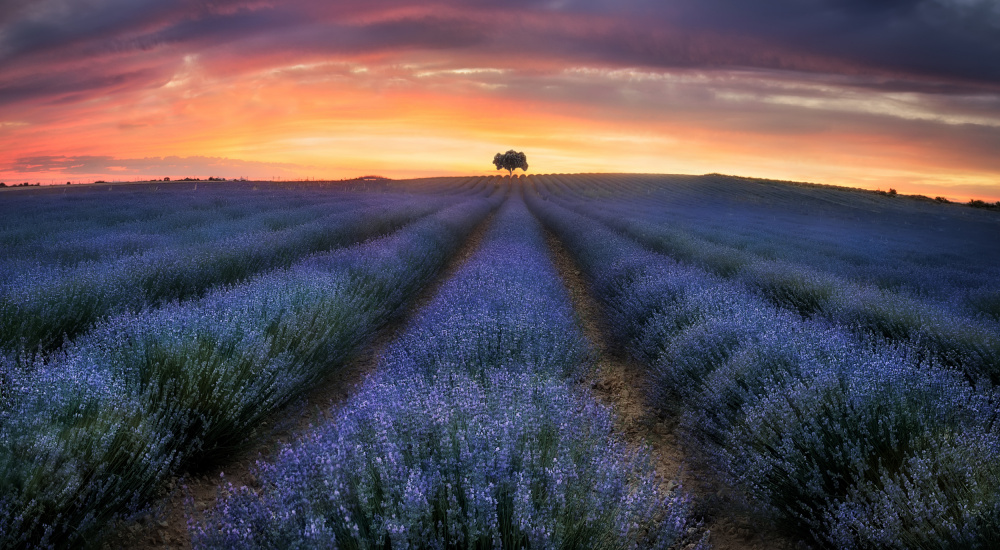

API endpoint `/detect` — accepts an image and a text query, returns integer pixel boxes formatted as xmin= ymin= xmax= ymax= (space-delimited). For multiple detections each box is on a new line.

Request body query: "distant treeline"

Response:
xmin=0 ymin=176 xmax=390 ymax=188
xmin=148 ymin=177 xmax=228 ymax=182
xmin=1 ymin=177 xmax=229 ymax=187
xmin=339 ymin=175 xmax=390 ymax=182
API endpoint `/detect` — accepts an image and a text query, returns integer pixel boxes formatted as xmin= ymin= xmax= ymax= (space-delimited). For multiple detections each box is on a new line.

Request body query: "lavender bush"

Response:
xmin=552 ymin=185 xmax=1000 ymax=384
xmin=726 ymin=353 xmax=1000 ymax=549
xmin=526 ymin=186 xmax=1000 ymax=548
xmin=0 ymin=194 xmax=450 ymax=353
xmin=194 ymin=370 xmax=698 ymax=549
xmin=548 ymin=173 xmax=1000 ymax=309
xmin=1 ymin=191 xmax=339 ymax=268
xmin=8 ymin=172 xmax=991 ymax=549
xmin=0 ymin=194 xmax=497 ymax=548
xmin=193 ymin=195 xmax=704 ymax=550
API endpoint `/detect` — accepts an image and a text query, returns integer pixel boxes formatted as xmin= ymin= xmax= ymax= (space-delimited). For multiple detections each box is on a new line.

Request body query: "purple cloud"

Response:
xmin=1 ymin=0 xmax=998 ymax=113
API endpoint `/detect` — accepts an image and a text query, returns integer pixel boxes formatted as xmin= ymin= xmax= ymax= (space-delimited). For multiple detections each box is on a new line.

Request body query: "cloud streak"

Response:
xmin=0 ymin=0 xmax=997 ymax=199
xmin=1 ymin=155 xmax=305 ymax=179
xmin=3 ymin=0 xmax=998 ymax=108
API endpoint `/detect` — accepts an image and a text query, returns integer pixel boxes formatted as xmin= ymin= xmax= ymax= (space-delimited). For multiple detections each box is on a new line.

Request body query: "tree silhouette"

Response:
xmin=492 ymin=150 xmax=528 ymax=177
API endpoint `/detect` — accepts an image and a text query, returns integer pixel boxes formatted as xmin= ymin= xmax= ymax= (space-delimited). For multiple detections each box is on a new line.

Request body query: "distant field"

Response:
xmin=2 ymin=175 xmax=998 ymax=549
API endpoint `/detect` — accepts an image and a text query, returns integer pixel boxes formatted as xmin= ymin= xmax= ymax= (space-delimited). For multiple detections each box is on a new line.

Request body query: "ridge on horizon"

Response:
xmin=5 ymin=170 xmax=998 ymax=207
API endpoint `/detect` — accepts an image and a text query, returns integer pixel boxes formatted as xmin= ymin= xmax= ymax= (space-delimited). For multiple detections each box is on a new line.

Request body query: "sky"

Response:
xmin=1 ymin=0 xmax=999 ymax=200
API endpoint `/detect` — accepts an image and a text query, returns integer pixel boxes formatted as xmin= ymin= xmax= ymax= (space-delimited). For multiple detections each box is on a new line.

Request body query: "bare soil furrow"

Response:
xmin=541 ymin=226 xmax=798 ymax=550
xmin=108 ymin=208 xmax=499 ymax=550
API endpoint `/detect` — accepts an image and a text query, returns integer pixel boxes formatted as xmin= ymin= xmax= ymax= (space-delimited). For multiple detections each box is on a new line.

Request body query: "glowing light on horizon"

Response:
xmin=1 ymin=2 xmax=998 ymax=201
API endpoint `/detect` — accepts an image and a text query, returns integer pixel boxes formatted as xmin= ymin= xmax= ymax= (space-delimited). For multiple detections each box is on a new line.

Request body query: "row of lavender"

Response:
xmin=193 ymin=195 xmax=705 ymax=549
xmin=0 ymin=189 xmax=498 ymax=548
xmin=0 ymin=177 xmax=492 ymax=272
xmin=534 ymin=175 xmax=1000 ymax=385
xmin=0 ymin=178 xmax=482 ymax=256
xmin=0 ymin=181 xmax=496 ymax=354
xmin=526 ymin=189 xmax=1000 ymax=549
xmin=540 ymin=173 xmax=1000 ymax=314
xmin=0 ymin=178 xmax=489 ymax=282
xmin=1 ymin=188 xmax=353 ymax=269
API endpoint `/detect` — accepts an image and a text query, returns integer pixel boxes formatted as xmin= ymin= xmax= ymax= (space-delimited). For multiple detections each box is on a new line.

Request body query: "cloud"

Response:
xmin=662 ymin=0 xmax=1000 ymax=82
xmin=1 ymin=155 xmax=306 ymax=178
xmin=1 ymin=0 xmax=999 ymax=113
xmin=0 ymin=0 xmax=997 ymax=198
xmin=0 ymin=0 xmax=278 ymax=61
xmin=0 ymin=66 xmax=165 ymax=105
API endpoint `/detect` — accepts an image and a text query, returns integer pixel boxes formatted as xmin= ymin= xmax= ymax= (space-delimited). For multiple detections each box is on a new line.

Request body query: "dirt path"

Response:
xmin=541 ymin=228 xmax=799 ymax=550
xmin=108 ymin=209 xmax=499 ymax=549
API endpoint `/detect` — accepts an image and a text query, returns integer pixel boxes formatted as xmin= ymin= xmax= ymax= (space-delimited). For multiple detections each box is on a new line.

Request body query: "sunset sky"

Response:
xmin=1 ymin=0 xmax=998 ymax=200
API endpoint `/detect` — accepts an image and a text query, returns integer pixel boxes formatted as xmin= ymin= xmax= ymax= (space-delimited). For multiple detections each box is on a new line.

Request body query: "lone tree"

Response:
xmin=492 ymin=150 xmax=528 ymax=177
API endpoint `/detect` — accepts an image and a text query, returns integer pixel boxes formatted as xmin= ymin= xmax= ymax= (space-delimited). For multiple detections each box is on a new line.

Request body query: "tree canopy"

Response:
xmin=492 ymin=150 xmax=528 ymax=176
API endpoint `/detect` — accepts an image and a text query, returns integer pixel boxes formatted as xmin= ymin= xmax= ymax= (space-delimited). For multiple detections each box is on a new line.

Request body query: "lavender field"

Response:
xmin=1 ymin=176 xmax=999 ymax=549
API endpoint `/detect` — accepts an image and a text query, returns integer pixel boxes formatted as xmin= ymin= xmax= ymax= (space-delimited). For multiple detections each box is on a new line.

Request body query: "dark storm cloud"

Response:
xmin=0 ymin=0 xmax=998 ymax=110
xmin=0 ymin=1 xmax=279 ymax=60
xmin=1 ymin=1 xmax=178 ymax=61
xmin=662 ymin=0 xmax=1000 ymax=83
xmin=228 ymin=15 xmax=488 ymax=60
xmin=0 ymin=66 xmax=164 ymax=105
xmin=0 ymin=1 xmax=305 ymax=68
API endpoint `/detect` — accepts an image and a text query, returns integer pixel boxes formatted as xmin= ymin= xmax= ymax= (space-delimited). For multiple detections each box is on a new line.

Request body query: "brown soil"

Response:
xmin=541 ymin=228 xmax=801 ymax=550
xmin=106 ymin=209 xmax=499 ymax=549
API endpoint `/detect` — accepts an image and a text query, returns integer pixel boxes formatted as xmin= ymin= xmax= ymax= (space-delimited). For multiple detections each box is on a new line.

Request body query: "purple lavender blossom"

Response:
xmin=0 ymin=187 xmax=498 ymax=548
xmin=194 ymin=195 xmax=703 ymax=550
xmin=526 ymin=179 xmax=1000 ymax=548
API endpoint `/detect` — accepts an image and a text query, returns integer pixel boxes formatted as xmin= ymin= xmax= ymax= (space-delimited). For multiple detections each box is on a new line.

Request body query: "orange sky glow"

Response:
xmin=1 ymin=2 xmax=998 ymax=201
